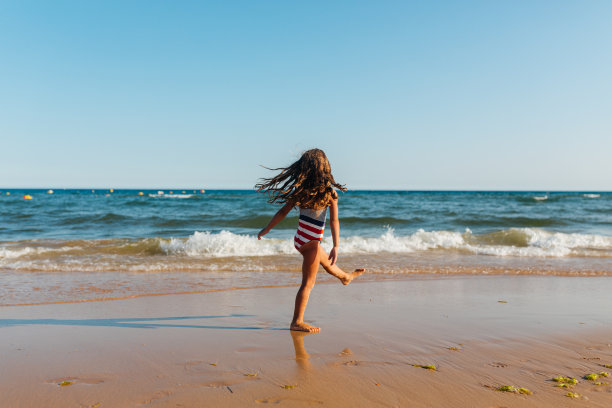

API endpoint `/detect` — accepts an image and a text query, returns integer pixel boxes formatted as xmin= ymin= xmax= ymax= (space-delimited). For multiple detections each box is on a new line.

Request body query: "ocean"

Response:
xmin=1 ymin=189 xmax=611 ymax=305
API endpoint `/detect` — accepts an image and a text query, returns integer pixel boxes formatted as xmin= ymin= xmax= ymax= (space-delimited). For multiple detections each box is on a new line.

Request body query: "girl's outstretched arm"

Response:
xmin=328 ymin=197 xmax=340 ymax=265
xmin=258 ymin=201 xmax=294 ymax=239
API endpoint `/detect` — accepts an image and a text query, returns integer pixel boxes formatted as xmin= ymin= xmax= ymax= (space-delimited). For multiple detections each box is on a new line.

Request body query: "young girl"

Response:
xmin=256 ymin=148 xmax=364 ymax=333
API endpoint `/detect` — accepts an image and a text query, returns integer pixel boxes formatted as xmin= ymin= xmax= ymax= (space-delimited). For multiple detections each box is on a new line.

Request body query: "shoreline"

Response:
xmin=4 ymin=268 xmax=612 ymax=307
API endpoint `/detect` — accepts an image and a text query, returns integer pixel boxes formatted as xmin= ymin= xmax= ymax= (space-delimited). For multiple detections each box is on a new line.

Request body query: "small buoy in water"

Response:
xmin=182 ymin=190 xmax=186 ymax=194
xmin=6 ymin=192 xmax=10 ymax=195
xmin=92 ymin=190 xmax=95 ymax=193
xmin=138 ymin=192 xmax=144 ymax=196
xmin=47 ymin=189 xmax=54 ymax=194
xmin=200 ymin=189 xmax=205 ymax=193
xmin=169 ymin=191 xmax=173 ymax=194
xmin=23 ymin=194 xmax=33 ymax=200
xmin=110 ymin=189 xmax=114 ymax=193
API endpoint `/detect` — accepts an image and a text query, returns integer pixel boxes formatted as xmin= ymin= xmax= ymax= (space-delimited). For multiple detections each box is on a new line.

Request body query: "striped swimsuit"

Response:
xmin=294 ymin=207 xmax=327 ymax=250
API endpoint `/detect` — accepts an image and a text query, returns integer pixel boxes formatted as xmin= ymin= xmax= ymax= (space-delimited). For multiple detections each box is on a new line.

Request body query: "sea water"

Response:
xmin=1 ymin=189 xmax=611 ymax=304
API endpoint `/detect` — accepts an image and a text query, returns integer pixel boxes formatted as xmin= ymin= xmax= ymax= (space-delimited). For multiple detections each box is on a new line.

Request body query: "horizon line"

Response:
xmin=1 ymin=187 xmax=610 ymax=193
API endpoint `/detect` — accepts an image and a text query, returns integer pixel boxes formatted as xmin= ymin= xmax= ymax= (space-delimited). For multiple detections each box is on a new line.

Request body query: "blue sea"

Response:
xmin=1 ymin=189 xmax=611 ymax=305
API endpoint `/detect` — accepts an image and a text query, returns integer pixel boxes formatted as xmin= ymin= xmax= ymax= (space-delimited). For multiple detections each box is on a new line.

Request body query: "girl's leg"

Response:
xmin=317 ymin=246 xmax=365 ymax=285
xmin=290 ymin=331 xmax=312 ymax=370
xmin=291 ymin=241 xmax=321 ymax=333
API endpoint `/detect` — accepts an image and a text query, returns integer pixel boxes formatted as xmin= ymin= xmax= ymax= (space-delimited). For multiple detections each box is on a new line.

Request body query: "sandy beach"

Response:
xmin=2 ymin=275 xmax=612 ymax=407
xmin=3 ymin=0 xmax=611 ymax=405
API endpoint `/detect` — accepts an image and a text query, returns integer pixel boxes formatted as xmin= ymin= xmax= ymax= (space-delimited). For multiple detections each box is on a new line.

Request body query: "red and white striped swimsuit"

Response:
xmin=294 ymin=207 xmax=327 ymax=250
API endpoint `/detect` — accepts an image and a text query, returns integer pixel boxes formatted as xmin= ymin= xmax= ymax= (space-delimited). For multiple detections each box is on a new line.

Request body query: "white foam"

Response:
xmin=0 ymin=247 xmax=40 ymax=259
xmin=0 ymin=245 xmax=73 ymax=260
xmin=3 ymin=229 xmax=612 ymax=274
xmin=337 ymin=228 xmax=465 ymax=253
xmin=583 ymin=194 xmax=600 ymax=198
xmin=160 ymin=228 xmax=612 ymax=258
xmin=160 ymin=230 xmax=295 ymax=257
xmin=148 ymin=193 xmax=193 ymax=198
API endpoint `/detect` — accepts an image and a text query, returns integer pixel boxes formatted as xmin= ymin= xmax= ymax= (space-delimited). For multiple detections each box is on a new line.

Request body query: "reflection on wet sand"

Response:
xmin=290 ymin=330 xmax=312 ymax=370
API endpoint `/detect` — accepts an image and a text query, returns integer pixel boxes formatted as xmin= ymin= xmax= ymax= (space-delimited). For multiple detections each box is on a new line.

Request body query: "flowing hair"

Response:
xmin=255 ymin=149 xmax=346 ymax=210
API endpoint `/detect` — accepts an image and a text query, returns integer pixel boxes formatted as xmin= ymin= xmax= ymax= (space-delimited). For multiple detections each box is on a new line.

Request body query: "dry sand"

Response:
xmin=2 ymin=275 xmax=612 ymax=407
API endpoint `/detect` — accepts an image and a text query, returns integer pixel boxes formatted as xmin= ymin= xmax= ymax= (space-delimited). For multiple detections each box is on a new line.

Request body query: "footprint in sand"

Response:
xmin=47 ymin=376 xmax=107 ymax=386
xmin=140 ymin=389 xmax=174 ymax=405
xmin=256 ymin=397 xmax=323 ymax=405
xmin=336 ymin=360 xmax=392 ymax=367
xmin=256 ymin=397 xmax=282 ymax=404
xmin=341 ymin=360 xmax=363 ymax=366
xmin=489 ymin=362 xmax=508 ymax=368
xmin=331 ymin=360 xmax=394 ymax=367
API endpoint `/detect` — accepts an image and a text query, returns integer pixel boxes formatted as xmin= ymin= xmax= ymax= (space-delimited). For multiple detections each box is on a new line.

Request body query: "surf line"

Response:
xmin=0 ymin=284 xmax=302 ymax=308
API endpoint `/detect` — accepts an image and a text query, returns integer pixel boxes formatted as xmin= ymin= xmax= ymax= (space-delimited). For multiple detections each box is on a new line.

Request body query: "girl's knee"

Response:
xmin=303 ymin=280 xmax=316 ymax=291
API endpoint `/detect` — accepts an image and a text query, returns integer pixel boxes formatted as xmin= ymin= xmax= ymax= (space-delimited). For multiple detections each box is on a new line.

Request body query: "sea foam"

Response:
xmin=3 ymin=228 xmax=612 ymax=274
xmin=160 ymin=231 xmax=295 ymax=257
xmin=159 ymin=228 xmax=612 ymax=258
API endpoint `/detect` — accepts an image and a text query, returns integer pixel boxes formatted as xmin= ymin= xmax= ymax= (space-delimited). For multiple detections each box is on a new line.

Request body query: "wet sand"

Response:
xmin=2 ymin=276 xmax=612 ymax=407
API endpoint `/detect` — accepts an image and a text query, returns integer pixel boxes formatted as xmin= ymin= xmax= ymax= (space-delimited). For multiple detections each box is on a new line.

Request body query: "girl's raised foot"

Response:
xmin=290 ymin=322 xmax=321 ymax=333
xmin=340 ymin=268 xmax=366 ymax=285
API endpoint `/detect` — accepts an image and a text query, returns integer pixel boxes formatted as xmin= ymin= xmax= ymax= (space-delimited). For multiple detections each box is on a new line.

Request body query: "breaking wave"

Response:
xmin=155 ymin=228 xmax=612 ymax=258
xmin=2 ymin=227 xmax=612 ymax=274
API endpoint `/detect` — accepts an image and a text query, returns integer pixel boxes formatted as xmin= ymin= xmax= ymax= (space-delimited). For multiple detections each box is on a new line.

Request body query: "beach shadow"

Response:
xmin=290 ymin=330 xmax=313 ymax=370
xmin=0 ymin=314 xmax=288 ymax=331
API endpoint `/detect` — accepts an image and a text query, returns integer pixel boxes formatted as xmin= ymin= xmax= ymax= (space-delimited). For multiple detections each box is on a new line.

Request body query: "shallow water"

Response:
xmin=1 ymin=189 xmax=611 ymax=304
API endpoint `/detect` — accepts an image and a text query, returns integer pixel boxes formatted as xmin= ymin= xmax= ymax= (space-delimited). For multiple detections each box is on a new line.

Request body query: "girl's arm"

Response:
xmin=258 ymin=201 xmax=294 ymax=240
xmin=328 ymin=197 xmax=340 ymax=265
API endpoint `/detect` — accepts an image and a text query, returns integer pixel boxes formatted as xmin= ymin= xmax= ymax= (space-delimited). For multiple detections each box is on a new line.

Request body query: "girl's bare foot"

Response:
xmin=340 ymin=268 xmax=366 ymax=285
xmin=290 ymin=322 xmax=321 ymax=333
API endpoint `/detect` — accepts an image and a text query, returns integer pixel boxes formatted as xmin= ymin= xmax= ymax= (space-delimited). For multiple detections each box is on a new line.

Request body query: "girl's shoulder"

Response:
xmin=324 ymin=189 xmax=338 ymax=208
xmin=330 ymin=188 xmax=339 ymax=201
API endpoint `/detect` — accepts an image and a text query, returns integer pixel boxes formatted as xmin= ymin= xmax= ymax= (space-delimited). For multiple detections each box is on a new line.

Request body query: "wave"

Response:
xmin=160 ymin=231 xmax=295 ymax=257
xmin=177 ymin=215 xmax=424 ymax=230
xmin=165 ymin=228 xmax=612 ymax=258
xmin=451 ymin=216 xmax=567 ymax=228
xmin=148 ymin=193 xmax=193 ymax=198
xmin=515 ymin=195 xmax=559 ymax=204
xmin=2 ymin=228 xmax=612 ymax=269
xmin=56 ymin=213 xmax=132 ymax=226
xmin=463 ymin=228 xmax=612 ymax=257
xmin=332 ymin=228 xmax=612 ymax=257
xmin=0 ymin=245 xmax=70 ymax=259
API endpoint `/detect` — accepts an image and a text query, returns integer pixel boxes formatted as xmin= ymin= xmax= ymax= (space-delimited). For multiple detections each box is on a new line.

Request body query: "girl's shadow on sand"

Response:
xmin=0 ymin=315 xmax=288 ymax=330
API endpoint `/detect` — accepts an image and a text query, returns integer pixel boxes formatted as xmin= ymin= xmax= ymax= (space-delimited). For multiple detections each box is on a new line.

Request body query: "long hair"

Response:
xmin=255 ymin=149 xmax=346 ymax=209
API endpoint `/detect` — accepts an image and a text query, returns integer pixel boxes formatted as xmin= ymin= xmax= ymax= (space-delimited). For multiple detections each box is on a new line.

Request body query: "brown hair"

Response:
xmin=255 ymin=148 xmax=346 ymax=209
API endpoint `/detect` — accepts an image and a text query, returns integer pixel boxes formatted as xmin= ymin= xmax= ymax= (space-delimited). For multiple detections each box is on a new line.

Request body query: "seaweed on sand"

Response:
xmin=552 ymin=376 xmax=578 ymax=385
xmin=58 ymin=381 xmax=74 ymax=387
xmin=412 ymin=364 xmax=437 ymax=371
xmin=496 ymin=385 xmax=532 ymax=395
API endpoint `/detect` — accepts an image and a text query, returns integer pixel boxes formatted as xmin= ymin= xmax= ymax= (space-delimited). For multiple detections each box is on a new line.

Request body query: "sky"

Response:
xmin=1 ymin=1 xmax=611 ymax=190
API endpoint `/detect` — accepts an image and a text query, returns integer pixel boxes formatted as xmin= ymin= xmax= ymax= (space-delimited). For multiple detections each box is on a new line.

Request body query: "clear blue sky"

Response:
xmin=1 ymin=1 xmax=610 ymax=190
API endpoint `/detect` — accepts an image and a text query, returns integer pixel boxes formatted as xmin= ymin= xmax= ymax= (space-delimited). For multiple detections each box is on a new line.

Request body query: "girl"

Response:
xmin=256 ymin=149 xmax=364 ymax=333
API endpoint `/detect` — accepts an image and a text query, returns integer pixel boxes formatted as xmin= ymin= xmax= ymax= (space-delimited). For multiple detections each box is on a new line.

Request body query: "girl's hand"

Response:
xmin=328 ymin=246 xmax=339 ymax=265
xmin=258 ymin=228 xmax=269 ymax=240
